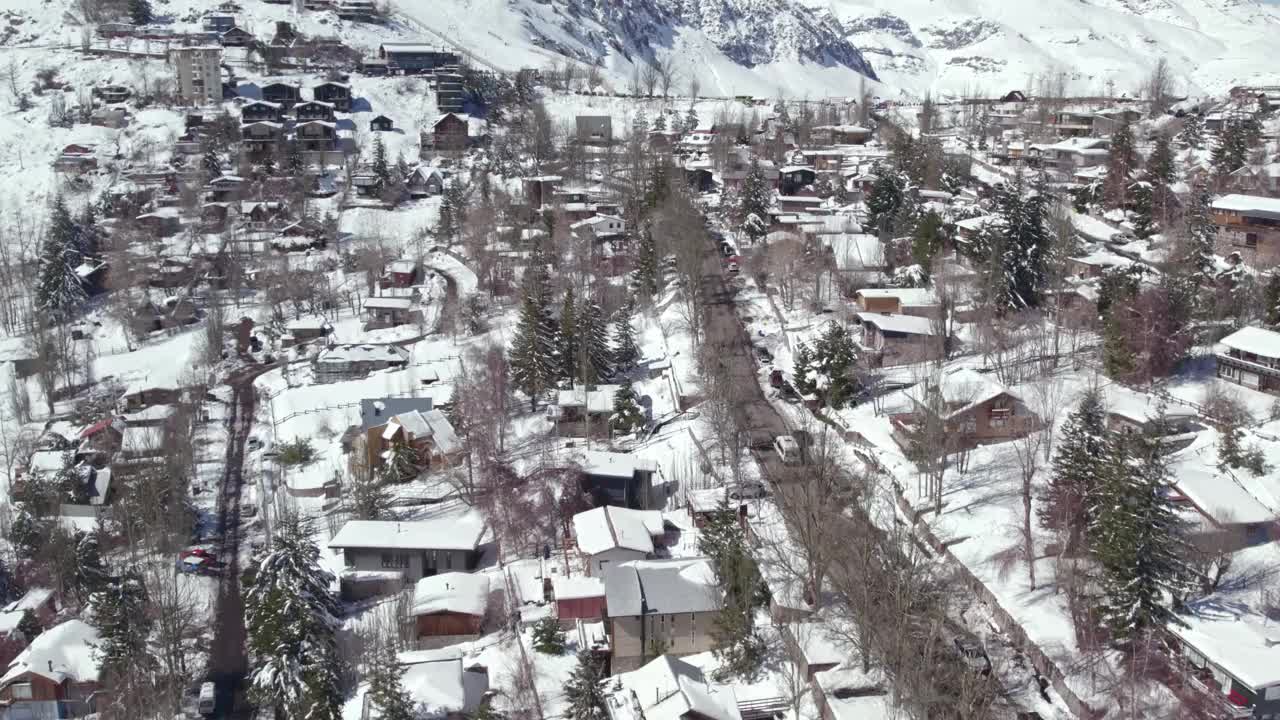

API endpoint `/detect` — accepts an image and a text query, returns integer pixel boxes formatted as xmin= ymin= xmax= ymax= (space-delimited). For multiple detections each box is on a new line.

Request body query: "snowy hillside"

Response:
xmin=805 ymin=0 xmax=1280 ymax=97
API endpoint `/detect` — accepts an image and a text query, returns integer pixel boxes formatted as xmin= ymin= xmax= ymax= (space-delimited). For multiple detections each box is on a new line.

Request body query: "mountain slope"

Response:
xmin=392 ymin=0 xmax=880 ymax=98
xmin=804 ymin=0 xmax=1280 ymax=97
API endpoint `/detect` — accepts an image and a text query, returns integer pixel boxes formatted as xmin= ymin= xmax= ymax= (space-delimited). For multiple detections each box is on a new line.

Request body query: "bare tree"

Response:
xmin=656 ymin=55 xmax=679 ymax=99
xmin=1145 ymin=58 xmax=1173 ymax=118
xmin=640 ymin=62 xmax=660 ymax=98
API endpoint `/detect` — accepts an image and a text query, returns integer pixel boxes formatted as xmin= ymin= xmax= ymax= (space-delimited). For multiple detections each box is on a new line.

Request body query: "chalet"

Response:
xmin=779 ymin=165 xmax=817 ymax=196
xmin=1226 ymin=163 xmax=1280 ymax=195
xmin=1167 ymin=588 xmax=1280 ymax=719
xmin=260 ymin=81 xmax=301 ymax=108
xmin=894 ymin=369 xmax=1039 ymax=451
xmin=385 ymin=259 xmax=419 ymax=287
xmin=1102 ymin=385 xmax=1203 ymax=452
xmin=571 ymin=506 xmax=665 ymax=576
xmin=359 ymin=397 xmax=462 ymax=473
xmin=685 ymin=167 xmax=714 ymax=194
xmin=202 ymin=13 xmax=236 ymax=32
xmin=812 ymin=124 xmax=872 ymax=145
xmin=328 ymin=514 xmax=485 ymax=592
xmin=369 ymin=114 xmax=394 ymax=132
xmin=552 ymin=384 xmax=619 ymax=434
xmin=54 ymin=144 xmax=97 ymax=173
xmin=135 ymin=207 xmax=182 ymax=236
xmin=521 ymin=175 xmax=562 ymax=208
xmin=570 ymin=214 xmax=625 ymax=242
xmin=1049 ymin=109 xmax=1098 ymax=137
xmin=89 ymin=107 xmax=128 ymax=129
xmin=295 ymin=120 xmax=337 ymax=151
xmin=410 ymin=572 xmax=490 ymax=642
xmin=1066 ymin=250 xmax=1134 ymax=279
xmin=606 ymin=656 xmax=741 ymax=720
xmin=1212 ymin=194 xmax=1280 ymax=266
xmin=406 ymin=166 xmax=443 ymax=197
xmin=93 ymin=85 xmax=131 ymax=103
xmin=76 ymin=417 xmax=124 ymax=467
xmin=377 ymin=44 xmax=460 ymax=74
xmin=218 ymin=26 xmax=254 ymax=47
xmin=363 ymin=296 xmax=416 ymax=327
xmin=283 ymin=316 xmax=332 ymax=346
xmin=241 ymin=121 xmax=283 ymax=155
xmin=313 ymin=343 xmax=410 ymax=383
xmin=392 ymin=651 xmax=489 ymax=718
xmin=0 ymin=620 xmax=103 ymax=719
xmin=335 ymin=0 xmax=376 ymax=19
xmin=575 ymin=115 xmax=612 ymax=145
xmin=552 ymin=575 xmax=605 ymax=624
xmin=429 ymin=113 xmax=468 ymax=153
xmin=799 ymin=149 xmax=847 ymax=173
xmin=854 ymin=312 xmax=941 ymax=367
xmin=350 ymin=171 xmax=384 ymax=197
xmin=311 ymin=81 xmax=351 ymax=111
xmin=573 ymin=450 xmax=659 ymax=510
xmin=293 ymin=100 xmax=335 ymax=123
xmin=0 ymin=589 xmax=58 ymax=670
xmin=604 ymin=558 xmax=722 ymax=673
xmin=1028 ymin=137 xmax=1109 ymax=176
xmin=853 ymin=288 xmax=939 ymax=318
xmin=1216 ymin=326 xmax=1280 ymax=395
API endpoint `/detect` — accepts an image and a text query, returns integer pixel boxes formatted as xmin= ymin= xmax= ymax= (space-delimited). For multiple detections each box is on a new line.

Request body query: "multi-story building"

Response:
xmin=1212 ymin=194 xmax=1280 ymax=266
xmin=169 ymin=46 xmax=223 ymax=106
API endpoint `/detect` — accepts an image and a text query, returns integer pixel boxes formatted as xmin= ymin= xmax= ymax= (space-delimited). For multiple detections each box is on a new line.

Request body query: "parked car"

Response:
xmin=198 ymin=681 xmax=217 ymax=715
xmin=728 ymin=482 xmax=769 ymax=501
xmin=770 ymin=369 xmax=785 ymax=388
xmin=774 ymin=435 xmax=801 ymax=464
xmin=754 ymin=344 xmax=774 ymax=364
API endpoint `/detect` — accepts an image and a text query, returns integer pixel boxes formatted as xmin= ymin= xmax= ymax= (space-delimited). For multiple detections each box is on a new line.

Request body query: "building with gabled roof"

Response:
xmin=0 ymin=619 xmax=103 ymax=717
xmin=893 ymin=369 xmax=1038 ymax=450
xmin=572 ymin=506 xmax=665 ymax=576
xmin=605 ymin=655 xmax=741 ymax=720
xmin=603 ymin=558 xmax=722 ymax=673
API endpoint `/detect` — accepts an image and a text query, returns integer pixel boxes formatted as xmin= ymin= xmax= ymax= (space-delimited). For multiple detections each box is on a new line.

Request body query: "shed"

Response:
xmin=411 ymin=572 xmax=490 ymax=638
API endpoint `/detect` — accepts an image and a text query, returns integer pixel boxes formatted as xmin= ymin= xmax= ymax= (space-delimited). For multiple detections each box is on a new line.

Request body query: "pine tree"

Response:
xmin=437 ymin=187 xmax=457 ymax=242
xmin=128 ymin=0 xmax=153 ymax=25
xmin=1212 ymin=120 xmax=1249 ymax=178
xmin=792 ymin=341 xmax=816 ymax=397
xmin=531 ymin=616 xmax=565 ymax=654
xmin=911 ymin=209 xmax=946 ymax=270
xmin=865 ymin=164 xmax=904 ymax=235
xmin=990 ymin=178 xmax=1049 ymax=312
xmin=610 ymin=379 xmax=645 ymax=435
xmin=287 ymin=141 xmax=305 ymax=176
xmin=90 ymin=568 xmax=153 ymax=687
xmin=700 ymin=499 xmax=765 ymax=682
xmin=576 ymin=298 xmax=612 ymax=383
xmin=17 ymin=609 xmax=41 ymax=642
xmin=35 ymin=197 xmax=87 ymax=317
xmin=509 ymin=289 xmax=558 ymax=410
xmin=1130 ymin=181 xmax=1155 ymax=239
xmin=349 ymin=468 xmax=390 ymax=519
xmin=1102 ymin=312 xmax=1136 ymax=380
xmin=1147 ymin=134 xmax=1175 ymax=219
xmin=204 ymin=147 xmax=223 ymax=177
xmin=1264 ymin=271 xmax=1280 ymax=326
xmin=610 ymin=300 xmax=640 ymax=375
xmin=382 ymin=439 xmax=419 ymax=483
xmin=371 ymin=134 xmax=389 ymax=185
xmin=634 ymin=222 xmax=659 ymax=299
xmin=652 ymin=112 xmax=667 ymax=132
xmin=365 ymin=639 xmax=415 ymax=720
xmin=1105 ymin=121 xmax=1136 ymax=209
xmin=684 ymin=106 xmax=699 ymax=133
xmin=244 ymin=515 xmax=342 ymax=720
xmin=737 ymin=161 xmax=772 ymax=244
xmin=1179 ymin=113 xmax=1204 ymax=149
xmin=1040 ymin=388 xmax=1108 ymax=554
xmin=1090 ymin=430 xmax=1194 ymax=645
xmin=793 ymin=322 xmax=860 ymax=407
xmin=72 ymin=531 xmax=110 ymax=605
xmin=559 ymin=287 xmax=579 ymax=382
xmin=1180 ymin=183 xmax=1218 ymax=285
xmin=631 ymin=110 xmax=649 ymax=139
xmin=563 ymin=652 xmax=608 ymax=720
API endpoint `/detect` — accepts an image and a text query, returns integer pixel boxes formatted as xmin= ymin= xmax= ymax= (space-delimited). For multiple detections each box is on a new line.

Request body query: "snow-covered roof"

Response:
xmin=955 ymin=215 xmax=997 ymax=232
xmin=1219 ymin=326 xmax=1280 ymax=360
xmin=316 ymin=344 xmax=410 ymax=364
xmin=360 ymin=397 xmax=434 ymax=431
xmin=1169 ymin=593 xmax=1280 ymax=690
xmin=363 ymin=296 xmax=414 ymax=311
xmin=385 ymin=409 xmax=461 ymax=455
xmin=1102 ymin=385 xmax=1198 ymax=425
xmin=328 ymin=513 xmax=486 ymax=552
xmin=855 ymin=312 xmax=935 ymax=336
xmin=572 ymin=506 xmax=663 ymax=556
xmin=574 ymin=449 xmax=656 ymax=479
xmin=551 ymin=574 xmax=605 ymax=601
xmin=0 ymin=619 xmax=101 ymax=687
xmin=611 ymin=656 xmax=741 ymax=720
xmin=381 ymin=43 xmax=451 ymax=54
xmin=555 ymin=384 xmax=619 ymax=413
xmin=122 ymin=404 xmax=176 ymax=425
xmin=603 ymin=558 xmax=721 ymax=616
xmin=391 ymin=650 xmax=487 ymax=717
xmin=813 ymin=663 xmax=893 ymax=720
xmin=905 ymin=368 xmax=1016 ymax=420
xmin=855 ymin=287 xmax=938 ymax=306
xmin=411 ymin=572 xmax=490 ymax=617
xmin=388 ymin=259 xmax=416 ymax=274
xmin=1212 ymin=193 xmax=1280 ymax=219
xmin=26 ymin=450 xmax=66 ymax=477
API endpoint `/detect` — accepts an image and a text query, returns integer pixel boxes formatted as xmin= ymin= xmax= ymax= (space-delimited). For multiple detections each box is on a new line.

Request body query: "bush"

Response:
xmin=278 ymin=438 xmax=315 ymax=466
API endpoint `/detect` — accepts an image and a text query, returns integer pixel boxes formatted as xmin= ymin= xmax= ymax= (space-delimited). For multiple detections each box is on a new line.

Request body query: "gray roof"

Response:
xmin=360 ymin=397 xmax=435 ymax=432
xmin=603 ymin=558 xmax=721 ymax=616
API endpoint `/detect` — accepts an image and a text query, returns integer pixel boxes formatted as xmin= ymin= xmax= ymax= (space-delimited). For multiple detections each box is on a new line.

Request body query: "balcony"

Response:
xmin=1217 ymin=351 xmax=1280 ymax=379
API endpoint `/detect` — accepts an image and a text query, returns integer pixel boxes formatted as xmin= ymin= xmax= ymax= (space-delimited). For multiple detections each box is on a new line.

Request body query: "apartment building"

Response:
xmin=169 ymin=46 xmax=224 ymax=105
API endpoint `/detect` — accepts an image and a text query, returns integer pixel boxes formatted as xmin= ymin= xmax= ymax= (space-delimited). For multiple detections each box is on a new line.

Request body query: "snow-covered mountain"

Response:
xmin=804 ymin=0 xmax=1280 ymax=97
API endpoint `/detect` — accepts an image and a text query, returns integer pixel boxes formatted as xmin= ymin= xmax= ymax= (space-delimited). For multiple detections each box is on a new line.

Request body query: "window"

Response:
xmin=1266 ymin=685 xmax=1280 ymax=701
xmin=990 ymin=416 xmax=1007 ymax=428
xmin=12 ymin=683 xmax=32 ymax=699
xmin=380 ymin=553 xmax=409 ymax=569
xmin=960 ymin=417 xmax=976 ymax=434
xmin=1246 ymin=232 xmax=1259 ymax=248
xmin=691 ymin=614 xmax=696 ymax=644
xmin=444 ymin=552 xmax=453 ymax=570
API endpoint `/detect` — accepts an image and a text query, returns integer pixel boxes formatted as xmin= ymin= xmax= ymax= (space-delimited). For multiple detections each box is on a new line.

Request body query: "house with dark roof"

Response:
xmin=312 ymin=81 xmax=351 ymax=111
xmin=603 ymin=558 xmax=722 ymax=673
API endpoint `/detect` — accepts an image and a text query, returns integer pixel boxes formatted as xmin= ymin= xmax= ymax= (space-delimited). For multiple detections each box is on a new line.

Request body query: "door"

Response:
xmin=1242 ymin=371 xmax=1261 ymax=389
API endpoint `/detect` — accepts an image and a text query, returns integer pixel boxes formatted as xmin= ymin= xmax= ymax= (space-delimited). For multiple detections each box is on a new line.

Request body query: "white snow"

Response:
xmin=571 ymin=506 xmax=664 ymax=556
xmin=1218 ymin=326 xmax=1280 ymax=360
xmin=1211 ymin=193 xmax=1280 ymax=217
xmin=0 ymin=619 xmax=101 ymax=686
xmin=411 ymin=572 xmax=491 ymax=617
xmin=328 ymin=512 xmax=487 ymax=552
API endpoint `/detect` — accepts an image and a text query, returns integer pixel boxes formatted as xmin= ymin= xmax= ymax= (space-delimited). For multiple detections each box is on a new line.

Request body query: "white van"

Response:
xmin=198 ymin=681 xmax=216 ymax=715
xmin=774 ymin=435 xmax=801 ymax=464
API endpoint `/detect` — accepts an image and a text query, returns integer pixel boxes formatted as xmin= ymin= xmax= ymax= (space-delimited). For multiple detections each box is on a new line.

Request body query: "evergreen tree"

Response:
xmin=0 ymin=559 xmax=14 ymax=605
xmin=700 ymin=500 xmax=765 ymax=681
xmin=1212 ymin=120 xmax=1249 ymax=178
xmin=371 ymin=134 xmax=390 ymax=184
xmin=1039 ymin=388 xmax=1108 ymax=554
xmin=1102 ymin=312 xmax=1136 ymax=380
xmin=382 ymin=442 xmax=419 ymax=482
xmin=1090 ymin=430 xmax=1194 ymax=645
xmin=559 ymin=287 xmax=579 ymax=382
xmin=436 ymin=187 xmax=457 ymax=243
xmin=90 ymin=568 xmax=153 ymax=690
xmin=610 ymin=300 xmax=640 ymax=375
xmin=203 ymin=147 xmax=222 ymax=177
xmin=531 ymin=616 xmax=565 ymax=654
xmin=1178 ymin=113 xmax=1204 ymax=149
xmin=35 ymin=197 xmax=87 ymax=317
xmin=864 ymin=164 xmax=904 ymax=236
xmin=684 ymin=106 xmax=699 ymax=133
xmin=17 ymin=609 xmax=41 ymax=642
xmin=350 ymin=468 xmax=391 ymax=519
xmin=72 ymin=532 xmax=110 ymax=605
xmin=1263 ymin=271 xmax=1280 ymax=326
xmin=287 ymin=141 xmax=305 ymax=176
xmin=737 ymin=161 xmax=772 ymax=244
xmin=244 ymin=515 xmax=342 ymax=720
xmin=791 ymin=322 xmax=860 ymax=407
xmin=631 ymin=110 xmax=649 ymax=139
xmin=991 ymin=179 xmax=1049 ymax=312
xmin=128 ymin=0 xmax=153 ymax=25
xmin=10 ymin=507 xmax=45 ymax=559
xmin=634 ymin=222 xmax=660 ymax=299
xmin=509 ymin=289 xmax=558 ymax=410
xmin=1147 ymin=134 xmax=1175 ymax=218
xmin=610 ymin=379 xmax=645 ymax=435
xmin=652 ymin=112 xmax=667 ymax=132
xmin=1105 ymin=121 xmax=1136 ymax=208
xmin=911 ymin=209 xmax=946 ymax=270
xmin=576 ymin=298 xmax=612 ymax=383
xmin=1180 ymin=183 xmax=1218 ymax=285
xmin=365 ymin=639 xmax=415 ymax=720
xmin=563 ymin=652 xmax=608 ymax=720
xmin=1129 ymin=180 xmax=1155 ymax=239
